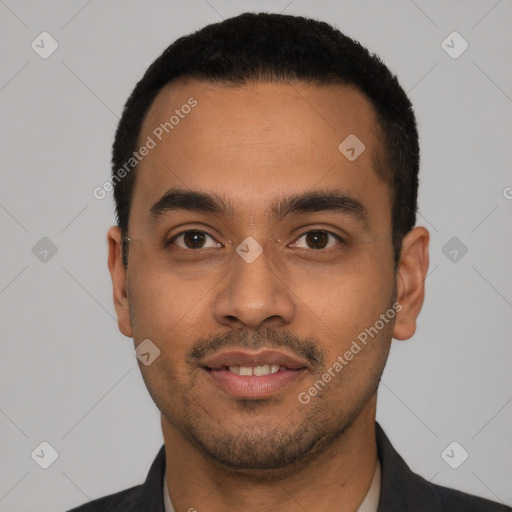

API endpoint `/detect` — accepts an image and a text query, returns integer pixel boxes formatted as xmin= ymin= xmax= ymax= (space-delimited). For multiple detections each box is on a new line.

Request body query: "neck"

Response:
xmin=162 ymin=396 xmax=378 ymax=512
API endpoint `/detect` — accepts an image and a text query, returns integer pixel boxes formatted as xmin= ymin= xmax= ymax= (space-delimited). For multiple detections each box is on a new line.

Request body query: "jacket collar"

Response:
xmin=141 ymin=422 xmax=442 ymax=512
xmin=141 ymin=444 xmax=166 ymax=512
xmin=375 ymin=422 xmax=442 ymax=511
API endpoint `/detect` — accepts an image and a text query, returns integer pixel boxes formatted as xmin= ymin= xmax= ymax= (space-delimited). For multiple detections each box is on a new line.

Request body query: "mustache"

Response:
xmin=188 ymin=326 xmax=325 ymax=369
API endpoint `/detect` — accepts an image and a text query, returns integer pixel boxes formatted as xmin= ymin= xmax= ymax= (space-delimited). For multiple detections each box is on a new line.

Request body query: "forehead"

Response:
xmin=130 ymin=79 xmax=390 ymax=231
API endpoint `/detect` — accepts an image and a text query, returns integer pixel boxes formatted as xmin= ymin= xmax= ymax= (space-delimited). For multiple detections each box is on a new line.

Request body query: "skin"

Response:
xmin=107 ymin=79 xmax=429 ymax=512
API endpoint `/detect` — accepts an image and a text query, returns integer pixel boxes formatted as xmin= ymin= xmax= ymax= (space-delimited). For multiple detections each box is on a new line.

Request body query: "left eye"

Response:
xmin=170 ymin=230 xmax=221 ymax=249
xmin=292 ymin=230 xmax=342 ymax=250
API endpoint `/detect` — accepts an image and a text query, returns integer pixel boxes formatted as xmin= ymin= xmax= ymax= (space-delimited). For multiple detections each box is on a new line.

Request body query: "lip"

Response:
xmin=200 ymin=349 xmax=310 ymax=371
xmin=200 ymin=349 xmax=310 ymax=399
xmin=204 ymin=367 xmax=307 ymax=399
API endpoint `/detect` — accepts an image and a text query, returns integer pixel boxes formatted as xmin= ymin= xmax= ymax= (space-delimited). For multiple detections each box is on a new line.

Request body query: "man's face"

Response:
xmin=110 ymin=80 xmax=408 ymax=474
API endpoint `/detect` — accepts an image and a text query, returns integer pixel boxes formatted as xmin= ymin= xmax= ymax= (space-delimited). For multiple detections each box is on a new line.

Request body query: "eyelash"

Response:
xmin=167 ymin=229 xmax=344 ymax=251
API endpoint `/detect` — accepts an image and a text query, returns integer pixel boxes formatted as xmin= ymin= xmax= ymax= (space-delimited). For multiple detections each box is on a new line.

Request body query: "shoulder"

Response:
xmin=66 ymin=484 xmax=143 ymax=512
xmin=65 ymin=444 xmax=166 ymax=511
xmin=375 ymin=422 xmax=511 ymax=511
xmin=425 ymin=478 xmax=512 ymax=512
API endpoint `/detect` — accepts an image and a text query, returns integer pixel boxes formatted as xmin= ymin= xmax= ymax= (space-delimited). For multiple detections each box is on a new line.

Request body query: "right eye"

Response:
xmin=168 ymin=230 xmax=222 ymax=250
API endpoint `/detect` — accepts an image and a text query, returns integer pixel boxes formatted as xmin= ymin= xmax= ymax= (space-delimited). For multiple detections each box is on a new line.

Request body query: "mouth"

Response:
xmin=215 ymin=364 xmax=291 ymax=376
xmin=200 ymin=349 xmax=310 ymax=371
xmin=200 ymin=349 xmax=310 ymax=399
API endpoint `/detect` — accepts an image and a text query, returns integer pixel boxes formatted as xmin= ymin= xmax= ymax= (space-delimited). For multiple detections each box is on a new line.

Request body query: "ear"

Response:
xmin=107 ymin=226 xmax=133 ymax=338
xmin=393 ymin=226 xmax=429 ymax=340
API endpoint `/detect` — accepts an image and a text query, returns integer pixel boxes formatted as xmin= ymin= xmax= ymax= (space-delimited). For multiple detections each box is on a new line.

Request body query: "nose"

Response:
xmin=212 ymin=241 xmax=296 ymax=330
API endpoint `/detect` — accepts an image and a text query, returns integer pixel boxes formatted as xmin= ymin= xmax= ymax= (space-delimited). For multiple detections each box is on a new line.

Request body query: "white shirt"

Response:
xmin=163 ymin=460 xmax=381 ymax=512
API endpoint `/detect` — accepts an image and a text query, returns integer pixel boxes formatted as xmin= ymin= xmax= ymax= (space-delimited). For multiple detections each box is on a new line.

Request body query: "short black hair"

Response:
xmin=112 ymin=12 xmax=419 ymax=268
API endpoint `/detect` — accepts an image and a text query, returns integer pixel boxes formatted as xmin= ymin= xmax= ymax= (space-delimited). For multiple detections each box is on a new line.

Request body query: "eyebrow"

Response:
xmin=148 ymin=187 xmax=369 ymax=229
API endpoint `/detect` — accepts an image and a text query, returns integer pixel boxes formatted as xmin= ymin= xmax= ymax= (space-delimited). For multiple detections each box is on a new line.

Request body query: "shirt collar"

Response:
xmin=163 ymin=459 xmax=381 ymax=512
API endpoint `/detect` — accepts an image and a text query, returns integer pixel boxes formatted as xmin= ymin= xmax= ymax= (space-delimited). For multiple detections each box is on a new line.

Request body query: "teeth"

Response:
xmin=228 ymin=364 xmax=286 ymax=376
xmin=253 ymin=364 xmax=270 ymax=376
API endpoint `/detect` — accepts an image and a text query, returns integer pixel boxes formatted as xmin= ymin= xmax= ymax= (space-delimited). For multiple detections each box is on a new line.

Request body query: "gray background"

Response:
xmin=0 ymin=0 xmax=511 ymax=510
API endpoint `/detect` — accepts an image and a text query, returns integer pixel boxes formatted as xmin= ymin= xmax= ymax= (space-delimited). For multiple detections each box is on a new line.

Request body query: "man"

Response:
xmin=69 ymin=12 xmax=511 ymax=512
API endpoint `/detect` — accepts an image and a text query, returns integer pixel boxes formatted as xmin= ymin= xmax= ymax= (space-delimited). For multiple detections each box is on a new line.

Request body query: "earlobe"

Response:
xmin=107 ymin=226 xmax=133 ymax=338
xmin=392 ymin=226 xmax=430 ymax=341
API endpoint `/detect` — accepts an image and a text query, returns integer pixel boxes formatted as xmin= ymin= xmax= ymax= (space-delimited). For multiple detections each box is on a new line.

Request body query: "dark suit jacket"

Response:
xmin=67 ymin=422 xmax=511 ymax=511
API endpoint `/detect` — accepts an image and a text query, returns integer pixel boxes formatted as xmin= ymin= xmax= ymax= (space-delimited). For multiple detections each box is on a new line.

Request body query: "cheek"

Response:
xmin=127 ymin=270 xmax=216 ymax=394
xmin=128 ymin=268 xmax=207 ymax=338
xmin=129 ymin=276 xmax=196 ymax=386
xmin=316 ymin=308 xmax=394 ymax=406
xmin=296 ymin=257 xmax=392 ymax=325
xmin=301 ymin=267 xmax=394 ymax=373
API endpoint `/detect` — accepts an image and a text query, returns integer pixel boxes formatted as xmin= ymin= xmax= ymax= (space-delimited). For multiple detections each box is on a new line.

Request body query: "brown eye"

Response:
xmin=294 ymin=230 xmax=342 ymax=250
xmin=170 ymin=230 xmax=220 ymax=249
